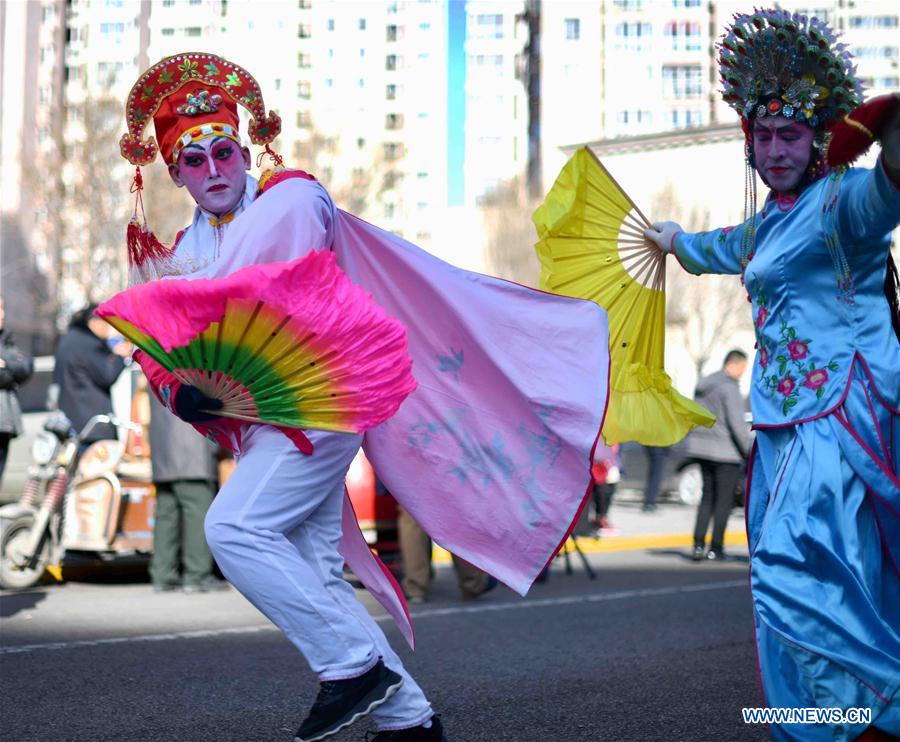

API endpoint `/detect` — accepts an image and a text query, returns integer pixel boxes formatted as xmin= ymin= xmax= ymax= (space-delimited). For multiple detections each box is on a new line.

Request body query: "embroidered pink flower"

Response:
xmin=759 ymin=347 xmax=769 ymax=368
xmin=756 ymin=307 xmax=768 ymax=327
xmin=787 ymin=339 xmax=809 ymax=360
xmin=802 ymin=368 xmax=829 ymax=391
xmin=777 ymin=375 xmax=796 ymax=396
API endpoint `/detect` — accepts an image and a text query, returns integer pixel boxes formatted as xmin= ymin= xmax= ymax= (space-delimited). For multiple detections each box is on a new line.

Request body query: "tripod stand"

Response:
xmin=557 ymin=535 xmax=596 ymax=580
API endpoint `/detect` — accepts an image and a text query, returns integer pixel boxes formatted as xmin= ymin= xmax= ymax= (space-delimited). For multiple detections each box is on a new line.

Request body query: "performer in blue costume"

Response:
xmin=644 ymin=10 xmax=900 ymax=741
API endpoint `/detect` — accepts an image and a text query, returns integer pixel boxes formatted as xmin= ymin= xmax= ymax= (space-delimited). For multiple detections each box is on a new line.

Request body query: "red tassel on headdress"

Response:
xmin=126 ymin=167 xmax=178 ymax=284
xmin=827 ymin=92 xmax=900 ymax=168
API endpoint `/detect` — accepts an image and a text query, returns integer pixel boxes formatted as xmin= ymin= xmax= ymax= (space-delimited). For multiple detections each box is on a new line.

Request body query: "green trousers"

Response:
xmin=150 ymin=479 xmax=215 ymax=588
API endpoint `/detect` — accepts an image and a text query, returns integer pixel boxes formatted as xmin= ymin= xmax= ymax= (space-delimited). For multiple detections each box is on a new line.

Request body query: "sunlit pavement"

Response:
xmin=0 ymin=502 xmax=764 ymax=742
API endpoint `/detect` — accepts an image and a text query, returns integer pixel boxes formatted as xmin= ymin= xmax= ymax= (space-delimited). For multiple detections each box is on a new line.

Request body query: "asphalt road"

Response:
xmin=0 ymin=547 xmax=766 ymax=742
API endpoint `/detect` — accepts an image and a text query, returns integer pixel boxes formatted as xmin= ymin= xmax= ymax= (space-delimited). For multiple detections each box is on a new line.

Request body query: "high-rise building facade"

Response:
xmin=463 ymin=0 xmax=528 ymax=204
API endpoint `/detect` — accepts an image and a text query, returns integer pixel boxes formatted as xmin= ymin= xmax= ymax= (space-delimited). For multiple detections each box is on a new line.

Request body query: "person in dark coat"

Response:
xmin=686 ymin=349 xmax=754 ymax=561
xmin=0 ymin=297 xmax=34 ymax=485
xmin=147 ymin=392 xmax=223 ymax=592
xmin=53 ymin=304 xmax=132 ymax=443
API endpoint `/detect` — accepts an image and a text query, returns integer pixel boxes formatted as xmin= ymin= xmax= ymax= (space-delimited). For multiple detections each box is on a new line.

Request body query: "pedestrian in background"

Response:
xmin=640 ymin=444 xmax=669 ymax=513
xmin=0 ymin=297 xmax=34 ymax=486
xmin=148 ymin=391 xmax=224 ymax=593
xmin=686 ymin=349 xmax=753 ymax=561
xmin=53 ymin=304 xmax=132 ymax=443
xmin=396 ymin=497 xmax=494 ymax=604
xmin=590 ymin=442 xmax=620 ymax=533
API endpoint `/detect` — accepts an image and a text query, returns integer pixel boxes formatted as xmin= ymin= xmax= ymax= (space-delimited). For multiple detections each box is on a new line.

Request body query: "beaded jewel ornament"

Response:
xmin=719 ymin=8 xmax=863 ymax=129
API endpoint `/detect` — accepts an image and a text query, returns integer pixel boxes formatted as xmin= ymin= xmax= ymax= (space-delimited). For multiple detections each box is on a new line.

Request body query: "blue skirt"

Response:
xmin=747 ymin=357 xmax=900 ymax=740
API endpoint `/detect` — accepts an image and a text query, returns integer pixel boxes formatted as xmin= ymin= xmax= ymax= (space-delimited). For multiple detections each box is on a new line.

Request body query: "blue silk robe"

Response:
xmin=675 ymin=159 xmax=900 ymax=741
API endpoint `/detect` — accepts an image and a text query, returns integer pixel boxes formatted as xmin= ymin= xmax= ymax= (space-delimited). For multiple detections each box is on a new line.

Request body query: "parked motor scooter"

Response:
xmin=0 ymin=412 xmax=155 ymax=589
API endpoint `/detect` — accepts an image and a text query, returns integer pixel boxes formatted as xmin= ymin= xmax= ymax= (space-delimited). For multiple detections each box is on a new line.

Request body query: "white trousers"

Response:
xmin=205 ymin=425 xmax=433 ymax=730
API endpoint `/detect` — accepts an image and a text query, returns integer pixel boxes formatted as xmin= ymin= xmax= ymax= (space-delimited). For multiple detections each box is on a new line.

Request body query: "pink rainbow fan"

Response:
xmin=97 ymin=250 xmax=417 ymax=433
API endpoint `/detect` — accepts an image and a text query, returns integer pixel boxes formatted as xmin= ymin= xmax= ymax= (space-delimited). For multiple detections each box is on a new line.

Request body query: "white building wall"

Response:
xmin=539 ymin=0 xmax=603 ymax=197
xmin=463 ymin=0 xmax=528 ymax=204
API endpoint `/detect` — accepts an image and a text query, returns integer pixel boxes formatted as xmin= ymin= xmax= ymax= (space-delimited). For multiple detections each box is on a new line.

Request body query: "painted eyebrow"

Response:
xmin=182 ymin=136 xmax=232 ymax=152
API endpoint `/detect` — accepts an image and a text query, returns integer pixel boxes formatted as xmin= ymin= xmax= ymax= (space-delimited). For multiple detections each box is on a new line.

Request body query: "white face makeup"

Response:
xmin=752 ymin=115 xmax=816 ymax=193
xmin=167 ymin=136 xmax=251 ymax=216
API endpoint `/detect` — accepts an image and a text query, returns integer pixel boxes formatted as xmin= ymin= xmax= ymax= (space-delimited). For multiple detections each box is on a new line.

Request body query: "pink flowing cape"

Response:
xmin=330 ymin=210 xmax=610 ymax=643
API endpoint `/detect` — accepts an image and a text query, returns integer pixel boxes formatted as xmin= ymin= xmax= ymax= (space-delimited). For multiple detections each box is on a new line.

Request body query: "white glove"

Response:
xmin=644 ymin=221 xmax=683 ymax=255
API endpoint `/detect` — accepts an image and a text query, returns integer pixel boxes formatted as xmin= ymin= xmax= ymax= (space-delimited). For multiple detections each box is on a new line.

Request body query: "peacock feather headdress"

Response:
xmin=718 ymin=8 xmax=863 ymax=130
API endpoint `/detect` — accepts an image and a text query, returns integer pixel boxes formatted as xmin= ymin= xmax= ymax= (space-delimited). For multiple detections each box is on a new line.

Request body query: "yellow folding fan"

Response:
xmin=532 ymin=147 xmax=714 ymax=446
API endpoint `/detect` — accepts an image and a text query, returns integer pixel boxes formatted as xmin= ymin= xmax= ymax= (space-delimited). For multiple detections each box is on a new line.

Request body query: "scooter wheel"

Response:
xmin=0 ymin=513 xmax=50 ymax=590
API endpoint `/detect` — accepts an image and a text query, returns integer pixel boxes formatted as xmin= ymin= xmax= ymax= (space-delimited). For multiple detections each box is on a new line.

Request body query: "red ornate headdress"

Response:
xmin=120 ymin=52 xmax=283 ymax=284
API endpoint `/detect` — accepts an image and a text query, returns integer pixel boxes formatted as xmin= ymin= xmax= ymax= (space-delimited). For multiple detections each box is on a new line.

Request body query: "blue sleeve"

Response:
xmin=672 ymin=220 xmax=749 ymax=276
xmin=833 ymin=158 xmax=900 ymax=252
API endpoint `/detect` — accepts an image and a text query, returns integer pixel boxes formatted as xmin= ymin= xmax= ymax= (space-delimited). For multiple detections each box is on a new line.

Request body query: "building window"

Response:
xmin=615 ymin=22 xmax=652 ymax=51
xmin=298 ymin=23 xmax=311 ymax=38
xmin=385 ymin=113 xmax=403 ymax=130
xmin=162 ymin=0 xmax=175 ymax=6
xmin=185 ymin=26 xmax=202 ymax=37
xmin=473 ymin=13 xmax=503 ymax=39
xmin=662 ymin=64 xmax=702 ymax=98
xmin=383 ymin=142 xmax=404 ymax=160
xmin=386 ymin=54 xmax=400 ymax=71
xmin=359 ymin=18 xmax=366 ymax=30
xmin=358 ymin=78 xmax=365 ymax=88
xmin=672 ymin=0 xmax=700 ymax=6
xmin=849 ymin=15 xmax=899 ymax=28
xmin=296 ymin=110 xmax=311 ymax=127
xmin=386 ymin=83 xmax=397 ymax=100
xmin=565 ymin=18 xmax=580 ymax=40
xmin=875 ymin=76 xmax=900 ymax=88
xmin=855 ymin=46 xmax=899 ymax=59
xmin=161 ymin=27 xmax=175 ymax=36
xmin=670 ymin=109 xmax=703 ymax=128
xmin=327 ymin=18 xmax=335 ymax=31
xmin=357 ymin=137 xmax=365 ymax=149
xmin=298 ymin=52 xmax=311 ymax=68
xmin=298 ymin=0 xmax=311 ymax=8
xmin=613 ymin=0 xmax=643 ymax=8
xmin=100 ymin=22 xmax=126 ymax=35
xmin=664 ymin=21 xmax=701 ymax=50
xmin=617 ymin=110 xmax=652 ymax=124
xmin=387 ymin=24 xmax=398 ymax=42
xmin=360 ymin=48 xmax=365 ymax=57
xmin=298 ymin=81 xmax=311 ymax=98
xmin=475 ymin=54 xmax=504 ymax=75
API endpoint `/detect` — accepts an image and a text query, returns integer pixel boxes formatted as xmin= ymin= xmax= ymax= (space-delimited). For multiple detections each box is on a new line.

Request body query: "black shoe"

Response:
xmin=295 ymin=659 xmax=403 ymax=742
xmin=641 ymin=504 xmax=657 ymax=513
xmin=691 ymin=546 xmax=705 ymax=562
xmin=706 ymin=548 xmax=725 ymax=562
xmin=182 ymin=576 xmax=230 ymax=593
xmin=367 ymin=714 xmax=447 ymax=741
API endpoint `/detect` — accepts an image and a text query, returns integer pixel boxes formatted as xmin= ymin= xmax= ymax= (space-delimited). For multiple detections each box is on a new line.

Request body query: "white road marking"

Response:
xmin=0 ymin=579 xmax=746 ymax=656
